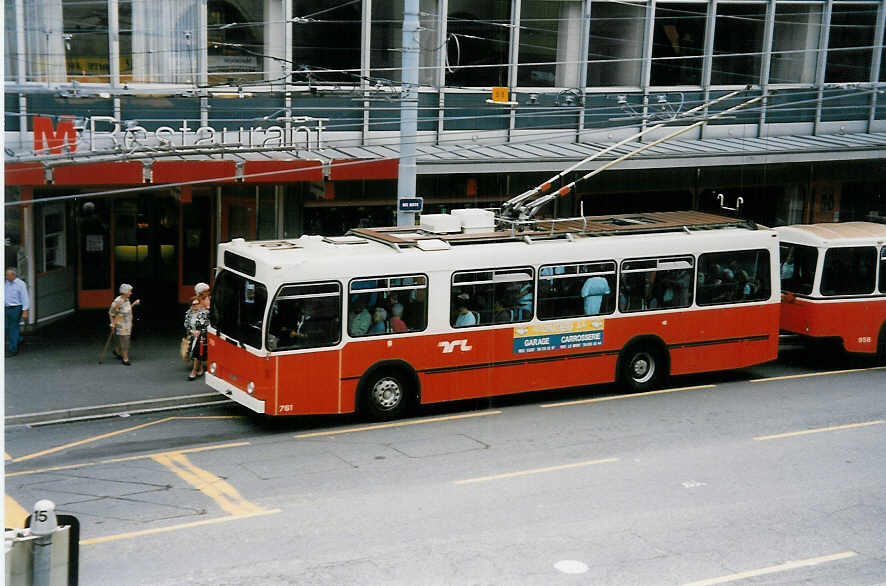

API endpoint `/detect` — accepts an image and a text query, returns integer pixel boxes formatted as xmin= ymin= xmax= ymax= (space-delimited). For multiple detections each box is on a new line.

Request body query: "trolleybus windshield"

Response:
xmin=210 ymin=269 xmax=268 ymax=349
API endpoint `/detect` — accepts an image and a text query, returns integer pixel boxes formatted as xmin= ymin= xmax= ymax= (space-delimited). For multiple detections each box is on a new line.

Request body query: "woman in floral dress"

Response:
xmin=109 ymin=283 xmax=140 ymax=365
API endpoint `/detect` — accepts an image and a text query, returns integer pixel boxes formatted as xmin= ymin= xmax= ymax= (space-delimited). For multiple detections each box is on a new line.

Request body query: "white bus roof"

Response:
xmin=775 ymin=221 xmax=886 ymax=247
xmin=219 ymin=210 xmax=777 ymax=287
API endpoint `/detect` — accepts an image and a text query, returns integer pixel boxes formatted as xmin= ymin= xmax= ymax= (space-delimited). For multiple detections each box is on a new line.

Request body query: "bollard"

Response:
xmin=30 ymin=500 xmax=58 ymax=586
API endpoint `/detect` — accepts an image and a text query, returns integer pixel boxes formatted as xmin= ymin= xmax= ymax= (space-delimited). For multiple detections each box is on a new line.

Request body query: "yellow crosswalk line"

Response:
xmin=5 ymin=495 xmax=30 ymax=528
xmin=151 ymin=452 xmax=265 ymax=517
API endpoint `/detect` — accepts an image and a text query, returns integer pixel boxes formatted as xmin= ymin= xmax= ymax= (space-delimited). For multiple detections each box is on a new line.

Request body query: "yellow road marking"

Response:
xmin=151 ymin=452 xmax=266 ymax=517
xmin=11 ymin=416 xmax=243 ymax=463
xmin=294 ymin=410 xmax=502 ymax=439
xmin=750 ymin=366 xmax=886 ymax=383
xmin=6 ymin=441 xmax=250 ymax=477
xmin=5 ymin=495 xmax=30 ymax=528
xmin=681 ymin=551 xmax=857 ymax=586
xmin=455 ymin=457 xmax=619 ymax=485
xmin=79 ymin=509 xmax=280 ymax=546
xmin=754 ymin=420 xmax=885 ymax=441
xmin=12 ymin=417 xmax=176 ymax=463
xmin=541 ymin=384 xmax=716 ymax=408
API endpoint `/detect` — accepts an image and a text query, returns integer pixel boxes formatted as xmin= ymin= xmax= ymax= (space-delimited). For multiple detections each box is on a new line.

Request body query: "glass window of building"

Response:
xmin=18 ymin=1 xmax=84 ymax=82
xmin=825 ymin=3 xmax=877 ymax=83
xmin=518 ymin=0 xmax=583 ymax=88
xmin=770 ymin=3 xmax=823 ymax=84
xmin=207 ymin=0 xmax=264 ymax=84
xmin=292 ymin=0 xmax=362 ymax=85
xmin=63 ymin=0 xmax=110 ymax=83
xmin=711 ymin=3 xmax=766 ymax=86
xmin=120 ymin=0 xmax=202 ymax=84
xmin=370 ymin=0 xmax=438 ymax=87
xmin=650 ymin=2 xmax=707 ymax=86
xmin=881 ymin=28 xmax=886 ymax=82
xmin=588 ymin=2 xmax=645 ymax=87
xmin=4 ymin=1 xmax=17 ymax=81
xmin=446 ymin=0 xmax=511 ymax=87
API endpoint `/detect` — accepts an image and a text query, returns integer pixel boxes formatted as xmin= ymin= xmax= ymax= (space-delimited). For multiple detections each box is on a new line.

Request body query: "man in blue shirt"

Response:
xmin=5 ymin=268 xmax=30 ymax=356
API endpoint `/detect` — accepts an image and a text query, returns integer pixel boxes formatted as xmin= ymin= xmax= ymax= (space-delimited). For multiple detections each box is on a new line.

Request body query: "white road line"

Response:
xmin=754 ymin=420 xmax=885 ymax=441
xmin=681 ymin=551 xmax=858 ymax=586
xmin=294 ymin=410 xmax=502 ymax=438
xmin=750 ymin=366 xmax=886 ymax=383
xmin=540 ymin=384 xmax=716 ymax=408
xmin=455 ymin=457 xmax=619 ymax=485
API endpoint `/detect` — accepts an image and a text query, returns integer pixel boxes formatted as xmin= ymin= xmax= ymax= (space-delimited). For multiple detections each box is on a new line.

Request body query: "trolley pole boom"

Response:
xmin=500 ymin=86 xmax=768 ymax=222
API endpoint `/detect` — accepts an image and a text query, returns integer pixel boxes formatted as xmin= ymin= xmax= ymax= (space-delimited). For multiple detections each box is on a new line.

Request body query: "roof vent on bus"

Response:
xmin=451 ymin=209 xmax=495 ymax=233
xmin=420 ymin=214 xmax=462 ymax=234
xmin=323 ymin=235 xmax=368 ymax=245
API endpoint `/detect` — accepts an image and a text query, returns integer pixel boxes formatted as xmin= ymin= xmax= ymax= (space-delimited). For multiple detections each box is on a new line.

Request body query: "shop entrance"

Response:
xmin=113 ymin=195 xmax=179 ymax=321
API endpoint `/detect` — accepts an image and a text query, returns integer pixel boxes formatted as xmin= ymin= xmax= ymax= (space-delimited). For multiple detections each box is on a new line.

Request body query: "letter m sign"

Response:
xmin=33 ymin=116 xmax=78 ymax=154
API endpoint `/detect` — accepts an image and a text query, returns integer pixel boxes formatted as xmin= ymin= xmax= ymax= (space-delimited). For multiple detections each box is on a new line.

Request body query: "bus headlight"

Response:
xmin=209 ymin=362 xmax=217 ymax=374
xmin=247 ymin=381 xmax=255 ymax=395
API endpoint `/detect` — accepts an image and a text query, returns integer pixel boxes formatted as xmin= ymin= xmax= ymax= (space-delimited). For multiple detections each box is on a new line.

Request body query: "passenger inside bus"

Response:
xmin=454 ymin=301 xmax=478 ymax=327
xmin=580 ymin=276 xmax=611 ymax=314
xmin=390 ymin=303 xmax=407 ymax=332
xmin=370 ymin=307 xmax=387 ymax=334
xmin=349 ymin=301 xmax=372 ymax=336
xmin=619 ymin=273 xmax=659 ymax=311
xmin=494 ymin=299 xmax=513 ymax=323
xmin=268 ymin=298 xmax=340 ymax=350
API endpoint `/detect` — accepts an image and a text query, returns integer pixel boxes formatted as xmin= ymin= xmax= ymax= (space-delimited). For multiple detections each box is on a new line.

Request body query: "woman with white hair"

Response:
xmin=109 ymin=283 xmax=140 ymax=365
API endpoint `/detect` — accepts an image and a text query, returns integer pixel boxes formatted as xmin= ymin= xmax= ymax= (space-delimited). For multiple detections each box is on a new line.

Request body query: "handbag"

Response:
xmin=180 ymin=337 xmax=190 ymax=361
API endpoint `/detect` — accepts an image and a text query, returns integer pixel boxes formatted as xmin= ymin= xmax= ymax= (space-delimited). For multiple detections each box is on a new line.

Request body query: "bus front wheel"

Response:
xmin=363 ymin=370 xmax=409 ymax=420
xmin=620 ymin=344 xmax=666 ymax=392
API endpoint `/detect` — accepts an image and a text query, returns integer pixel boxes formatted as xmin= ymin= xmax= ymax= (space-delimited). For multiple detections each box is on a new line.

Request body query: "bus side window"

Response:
xmin=779 ymin=243 xmax=817 ymax=295
xmin=697 ymin=249 xmax=771 ymax=305
xmin=620 ymin=257 xmax=693 ymax=312
xmin=538 ymin=262 xmax=616 ymax=320
xmin=348 ymin=275 xmax=428 ymax=336
xmin=820 ymin=246 xmax=877 ymax=296
xmin=268 ymin=282 xmax=341 ymax=351
xmin=452 ymin=268 xmax=533 ymax=327
xmin=879 ymin=247 xmax=886 ymax=293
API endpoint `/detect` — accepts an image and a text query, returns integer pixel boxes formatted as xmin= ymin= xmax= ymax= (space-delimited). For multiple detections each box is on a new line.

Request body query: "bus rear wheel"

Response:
xmin=363 ymin=370 xmax=409 ymax=421
xmin=620 ymin=344 xmax=666 ymax=392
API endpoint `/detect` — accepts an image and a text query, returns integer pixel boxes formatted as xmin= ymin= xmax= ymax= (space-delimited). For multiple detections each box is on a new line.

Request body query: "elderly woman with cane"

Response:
xmin=109 ymin=283 xmax=140 ymax=365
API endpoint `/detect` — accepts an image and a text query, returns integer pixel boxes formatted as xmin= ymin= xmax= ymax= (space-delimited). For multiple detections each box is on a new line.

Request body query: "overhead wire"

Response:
xmin=5 ymin=85 xmax=881 ymax=208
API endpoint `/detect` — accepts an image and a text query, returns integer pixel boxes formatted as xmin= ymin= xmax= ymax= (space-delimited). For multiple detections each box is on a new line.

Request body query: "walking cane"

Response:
xmin=98 ymin=329 xmax=115 ymax=364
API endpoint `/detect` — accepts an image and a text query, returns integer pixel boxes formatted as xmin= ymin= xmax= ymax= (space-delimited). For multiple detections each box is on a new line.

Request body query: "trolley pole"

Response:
xmin=397 ymin=0 xmax=420 ymax=226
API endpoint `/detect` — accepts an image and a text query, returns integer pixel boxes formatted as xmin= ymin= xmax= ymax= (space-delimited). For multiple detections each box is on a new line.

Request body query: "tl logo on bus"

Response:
xmin=438 ymin=339 xmax=472 ymax=353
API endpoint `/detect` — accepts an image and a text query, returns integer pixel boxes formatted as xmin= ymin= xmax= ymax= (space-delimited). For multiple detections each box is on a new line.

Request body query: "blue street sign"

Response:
xmin=398 ymin=198 xmax=423 ymax=212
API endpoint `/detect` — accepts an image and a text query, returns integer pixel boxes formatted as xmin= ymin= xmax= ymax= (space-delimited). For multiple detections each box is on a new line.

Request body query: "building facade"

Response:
xmin=4 ymin=0 xmax=886 ymax=323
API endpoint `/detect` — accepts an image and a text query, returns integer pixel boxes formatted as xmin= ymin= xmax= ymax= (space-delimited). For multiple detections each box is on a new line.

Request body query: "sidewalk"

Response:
xmin=4 ymin=310 xmax=229 ymax=425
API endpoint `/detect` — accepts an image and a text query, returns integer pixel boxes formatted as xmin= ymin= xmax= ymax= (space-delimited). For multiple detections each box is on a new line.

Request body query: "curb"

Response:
xmin=5 ymin=393 xmax=232 ymax=426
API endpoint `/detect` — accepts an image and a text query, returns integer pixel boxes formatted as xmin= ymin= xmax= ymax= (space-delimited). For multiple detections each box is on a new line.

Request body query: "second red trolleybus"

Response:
xmin=777 ymin=220 xmax=886 ymax=357
xmin=206 ymin=210 xmax=780 ymax=419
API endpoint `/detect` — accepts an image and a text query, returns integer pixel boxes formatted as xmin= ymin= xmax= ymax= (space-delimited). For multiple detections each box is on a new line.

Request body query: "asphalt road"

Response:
xmin=5 ymin=349 xmax=886 ymax=585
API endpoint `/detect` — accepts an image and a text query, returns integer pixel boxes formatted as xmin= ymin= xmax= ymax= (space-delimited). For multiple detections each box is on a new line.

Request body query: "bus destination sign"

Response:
xmin=513 ymin=318 xmax=605 ymax=354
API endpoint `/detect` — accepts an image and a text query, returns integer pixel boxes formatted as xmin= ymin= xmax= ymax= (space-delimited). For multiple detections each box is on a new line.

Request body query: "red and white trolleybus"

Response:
xmin=206 ymin=209 xmax=780 ymax=419
xmin=776 ymin=221 xmax=886 ymax=357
